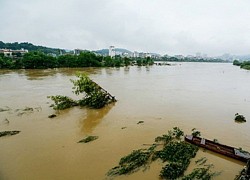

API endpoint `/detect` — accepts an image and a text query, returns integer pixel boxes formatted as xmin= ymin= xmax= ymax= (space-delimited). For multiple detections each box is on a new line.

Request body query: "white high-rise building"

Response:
xmin=109 ymin=46 xmax=115 ymax=58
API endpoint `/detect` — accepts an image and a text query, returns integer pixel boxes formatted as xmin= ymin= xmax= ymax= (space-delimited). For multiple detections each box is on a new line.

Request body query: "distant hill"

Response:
xmin=0 ymin=41 xmax=66 ymax=55
xmin=95 ymin=48 xmax=132 ymax=55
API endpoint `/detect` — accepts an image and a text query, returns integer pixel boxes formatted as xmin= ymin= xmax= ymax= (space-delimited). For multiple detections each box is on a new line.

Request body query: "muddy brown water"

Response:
xmin=0 ymin=63 xmax=250 ymax=180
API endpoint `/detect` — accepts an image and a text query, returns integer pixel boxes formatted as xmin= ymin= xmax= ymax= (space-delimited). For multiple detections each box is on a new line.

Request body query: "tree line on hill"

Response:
xmin=0 ymin=41 xmax=65 ymax=55
xmin=233 ymin=60 xmax=250 ymax=70
xmin=161 ymin=56 xmax=227 ymax=63
xmin=0 ymin=51 xmax=154 ymax=69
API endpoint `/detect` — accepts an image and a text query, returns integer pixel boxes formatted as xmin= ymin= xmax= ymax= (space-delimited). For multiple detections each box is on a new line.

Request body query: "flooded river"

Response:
xmin=0 ymin=63 xmax=250 ymax=179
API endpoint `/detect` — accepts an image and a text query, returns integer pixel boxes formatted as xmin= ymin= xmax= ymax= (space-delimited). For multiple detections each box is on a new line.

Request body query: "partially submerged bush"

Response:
xmin=235 ymin=113 xmax=246 ymax=123
xmin=155 ymin=126 xmax=184 ymax=145
xmin=161 ymin=162 xmax=188 ymax=179
xmin=192 ymin=128 xmax=201 ymax=137
xmin=48 ymin=95 xmax=78 ymax=110
xmin=48 ymin=73 xmax=116 ymax=110
xmin=154 ymin=141 xmax=198 ymax=163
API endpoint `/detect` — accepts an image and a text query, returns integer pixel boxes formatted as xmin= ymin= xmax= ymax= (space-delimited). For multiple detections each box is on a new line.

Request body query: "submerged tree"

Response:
xmin=48 ymin=73 xmax=116 ymax=110
xmin=71 ymin=73 xmax=116 ymax=108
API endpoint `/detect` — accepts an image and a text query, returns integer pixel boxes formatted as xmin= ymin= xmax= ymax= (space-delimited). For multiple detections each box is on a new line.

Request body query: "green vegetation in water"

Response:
xmin=235 ymin=113 xmax=246 ymax=122
xmin=78 ymin=136 xmax=98 ymax=143
xmin=195 ymin=157 xmax=207 ymax=166
xmin=154 ymin=141 xmax=198 ymax=179
xmin=233 ymin=60 xmax=250 ymax=70
xmin=107 ymin=145 xmax=156 ymax=176
xmin=48 ymin=73 xmax=116 ymax=110
xmin=213 ymin=139 xmax=219 ymax=143
xmin=191 ymin=128 xmax=201 ymax=137
xmin=107 ymin=127 xmax=218 ymax=179
xmin=155 ymin=127 xmax=184 ymax=145
xmin=182 ymin=165 xmax=219 ymax=180
xmin=0 ymin=131 xmax=20 ymax=137
xmin=182 ymin=158 xmax=221 ymax=180
xmin=48 ymin=95 xmax=78 ymax=110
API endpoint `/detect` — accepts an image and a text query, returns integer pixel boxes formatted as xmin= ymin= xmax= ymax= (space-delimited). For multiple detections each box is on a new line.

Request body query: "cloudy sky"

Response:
xmin=1 ymin=0 xmax=250 ymax=56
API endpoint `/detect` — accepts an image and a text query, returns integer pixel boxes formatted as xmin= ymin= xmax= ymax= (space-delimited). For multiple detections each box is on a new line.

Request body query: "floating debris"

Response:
xmin=15 ymin=106 xmax=36 ymax=116
xmin=78 ymin=136 xmax=98 ymax=143
xmin=48 ymin=114 xmax=57 ymax=118
xmin=182 ymin=159 xmax=221 ymax=180
xmin=137 ymin=121 xmax=144 ymax=124
xmin=121 ymin=127 xmax=127 ymax=129
xmin=0 ymin=106 xmax=11 ymax=112
xmin=0 ymin=118 xmax=9 ymax=125
xmin=195 ymin=157 xmax=207 ymax=166
xmin=23 ymin=107 xmax=33 ymax=111
xmin=34 ymin=107 xmax=42 ymax=112
xmin=0 ymin=131 xmax=20 ymax=137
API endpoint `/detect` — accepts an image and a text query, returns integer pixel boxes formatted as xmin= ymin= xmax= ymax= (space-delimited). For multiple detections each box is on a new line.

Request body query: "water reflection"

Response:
xmin=146 ymin=66 xmax=151 ymax=72
xmin=79 ymin=104 xmax=114 ymax=134
xmin=57 ymin=68 xmax=102 ymax=77
xmin=18 ymin=68 xmax=102 ymax=80
xmin=104 ymin=68 xmax=114 ymax=76
xmin=22 ymin=69 xmax=58 ymax=80
xmin=124 ymin=66 xmax=130 ymax=75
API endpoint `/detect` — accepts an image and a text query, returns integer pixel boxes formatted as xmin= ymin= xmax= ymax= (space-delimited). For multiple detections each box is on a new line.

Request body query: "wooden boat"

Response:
xmin=185 ymin=135 xmax=250 ymax=162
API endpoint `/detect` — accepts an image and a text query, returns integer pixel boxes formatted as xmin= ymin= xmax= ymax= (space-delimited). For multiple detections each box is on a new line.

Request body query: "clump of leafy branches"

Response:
xmin=0 ymin=131 xmax=20 ymax=137
xmin=48 ymin=73 xmax=116 ymax=110
xmin=154 ymin=141 xmax=198 ymax=179
xmin=191 ymin=128 xmax=201 ymax=137
xmin=182 ymin=157 xmax=221 ymax=180
xmin=155 ymin=127 xmax=184 ymax=145
xmin=107 ymin=127 xmax=216 ymax=180
xmin=107 ymin=145 xmax=156 ymax=176
xmin=48 ymin=95 xmax=78 ymax=110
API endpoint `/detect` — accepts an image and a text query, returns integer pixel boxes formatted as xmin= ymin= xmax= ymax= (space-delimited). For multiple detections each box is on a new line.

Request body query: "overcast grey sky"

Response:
xmin=1 ymin=0 xmax=250 ymax=56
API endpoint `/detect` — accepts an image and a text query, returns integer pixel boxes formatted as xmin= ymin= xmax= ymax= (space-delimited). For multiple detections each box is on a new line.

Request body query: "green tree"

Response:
xmin=233 ymin=60 xmax=242 ymax=66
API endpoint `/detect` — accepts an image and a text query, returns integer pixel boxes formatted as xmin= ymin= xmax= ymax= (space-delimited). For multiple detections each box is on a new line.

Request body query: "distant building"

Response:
xmin=0 ymin=48 xmax=28 ymax=57
xmin=133 ymin=51 xmax=139 ymax=58
xmin=196 ymin=52 xmax=202 ymax=58
xmin=202 ymin=54 xmax=208 ymax=58
xmin=74 ymin=49 xmax=85 ymax=55
xmin=109 ymin=46 xmax=115 ymax=58
xmin=163 ymin=54 xmax=171 ymax=58
xmin=187 ymin=55 xmax=194 ymax=58
xmin=122 ymin=52 xmax=130 ymax=58
xmin=174 ymin=55 xmax=185 ymax=59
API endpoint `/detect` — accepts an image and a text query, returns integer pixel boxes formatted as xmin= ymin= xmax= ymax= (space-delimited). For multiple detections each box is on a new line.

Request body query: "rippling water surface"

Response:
xmin=0 ymin=63 xmax=250 ymax=179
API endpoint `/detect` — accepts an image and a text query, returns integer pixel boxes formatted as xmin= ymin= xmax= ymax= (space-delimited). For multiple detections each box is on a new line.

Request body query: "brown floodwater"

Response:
xmin=0 ymin=63 xmax=250 ymax=180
